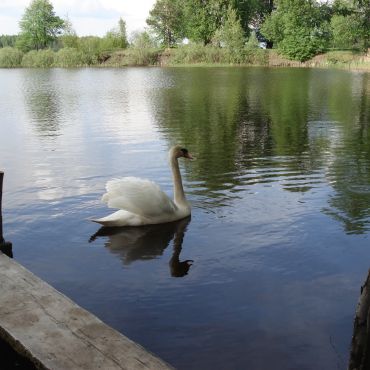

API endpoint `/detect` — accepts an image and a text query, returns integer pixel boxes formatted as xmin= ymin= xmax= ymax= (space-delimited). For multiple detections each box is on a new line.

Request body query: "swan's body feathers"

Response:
xmin=102 ymin=177 xmax=177 ymax=218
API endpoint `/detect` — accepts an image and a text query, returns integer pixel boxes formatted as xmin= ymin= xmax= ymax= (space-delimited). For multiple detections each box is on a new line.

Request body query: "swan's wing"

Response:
xmin=102 ymin=177 xmax=177 ymax=218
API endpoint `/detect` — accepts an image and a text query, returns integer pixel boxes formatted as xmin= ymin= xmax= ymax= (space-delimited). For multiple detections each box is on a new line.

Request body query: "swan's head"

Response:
xmin=170 ymin=145 xmax=194 ymax=160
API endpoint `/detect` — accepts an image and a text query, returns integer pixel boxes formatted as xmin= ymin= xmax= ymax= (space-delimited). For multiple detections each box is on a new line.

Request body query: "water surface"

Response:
xmin=0 ymin=67 xmax=370 ymax=369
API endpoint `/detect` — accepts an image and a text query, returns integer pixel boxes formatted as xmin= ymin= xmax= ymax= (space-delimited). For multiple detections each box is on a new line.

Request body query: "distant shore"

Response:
xmin=0 ymin=46 xmax=369 ymax=71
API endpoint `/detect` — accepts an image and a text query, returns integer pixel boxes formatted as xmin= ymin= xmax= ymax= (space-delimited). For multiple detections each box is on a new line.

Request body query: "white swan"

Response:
xmin=92 ymin=145 xmax=194 ymax=227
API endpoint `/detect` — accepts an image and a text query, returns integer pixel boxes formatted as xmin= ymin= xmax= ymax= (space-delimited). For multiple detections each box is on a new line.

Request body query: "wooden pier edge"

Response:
xmin=349 ymin=269 xmax=370 ymax=370
xmin=0 ymin=252 xmax=173 ymax=370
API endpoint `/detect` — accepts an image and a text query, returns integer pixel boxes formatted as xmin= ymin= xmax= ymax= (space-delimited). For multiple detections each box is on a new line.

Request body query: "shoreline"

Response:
xmin=1 ymin=47 xmax=369 ymax=71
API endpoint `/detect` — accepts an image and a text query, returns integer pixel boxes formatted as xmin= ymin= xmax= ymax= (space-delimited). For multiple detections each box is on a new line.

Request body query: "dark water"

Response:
xmin=0 ymin=67 xmax=370 ymax=370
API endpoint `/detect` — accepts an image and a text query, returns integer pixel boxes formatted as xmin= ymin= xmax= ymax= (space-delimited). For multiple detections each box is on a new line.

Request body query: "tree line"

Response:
xmin=0 ymin=0 xmax=368 ymax=68
xmin=147 ymin=0 xmax=369 ymax=60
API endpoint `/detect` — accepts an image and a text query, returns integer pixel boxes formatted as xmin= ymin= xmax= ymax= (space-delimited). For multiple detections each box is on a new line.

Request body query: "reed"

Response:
xmin=54 ymin=47 xmax=89 ymax=67
xmin=0 ymin=47 xmax=23 ymax=67
xmin=21 ymin=49 xmax=55 ymax=68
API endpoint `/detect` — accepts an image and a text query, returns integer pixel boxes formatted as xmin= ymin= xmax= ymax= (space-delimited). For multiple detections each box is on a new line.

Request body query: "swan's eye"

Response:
xmin=181 ymin=148 xmax=188 ymax=155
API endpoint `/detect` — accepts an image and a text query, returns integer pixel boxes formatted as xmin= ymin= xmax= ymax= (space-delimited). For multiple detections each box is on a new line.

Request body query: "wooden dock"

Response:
xmin=0 ymin=252 xmax=173 ymax=370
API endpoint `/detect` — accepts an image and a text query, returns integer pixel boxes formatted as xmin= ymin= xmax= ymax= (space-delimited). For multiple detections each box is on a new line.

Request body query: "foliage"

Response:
xmin=60 ymin=16 xmax=78 ymax=49
xmin=104 ymin=18 xmax=128 ymax=49
xmin=261 ymin=0 xmax=330 ymax=61
xmin=212 ymin=6 xmax=246 ymax=62
xmin=245 ymin=31 xmax=260 ymax=49
xmin=0 ymin=35 xmax=18 ymax=48
xmin=0 ymin=0 xmax=367 ymax=68
xmin=16 ymin=0 xmax=64 ymax=52
xmin=124 ymin=34 xmax=159 ymax=65
xmin=21 ymin=49 xmax=55 ymax=67
xmin=181 ymin=0 xmax=230 ymax=45
xmin=165 ymin=42 xmax=268 ymax=65
xmin=330 ymin=15 xmax=362 ymax=48
xmin=232 ymin=0 xmax=271 ymax=32
xmin=168 ymin=43 xmax=229 ymax=64
xmin=353 ymin=0 xmax=370 ymax=49
xmin=54 ymin=47 xmax=87 ymax=67
xmin=76 ymin=37 xmax=103 ymax=64
xmin=146 ymin=0 xmax=184 ymax=46
xmin=145 ymin=0 xmax=274 ymax=45
xmin=0 ymin=47 xmax=24 ymax=67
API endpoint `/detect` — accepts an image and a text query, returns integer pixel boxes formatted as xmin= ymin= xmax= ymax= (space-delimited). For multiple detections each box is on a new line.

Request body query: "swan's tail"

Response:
xmin=91 ymin=210 xmax=144 ymax=227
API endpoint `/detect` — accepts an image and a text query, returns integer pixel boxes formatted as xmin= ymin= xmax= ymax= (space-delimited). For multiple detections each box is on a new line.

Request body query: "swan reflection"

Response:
xmin=90 ymin=217 xmax=193 ymax=277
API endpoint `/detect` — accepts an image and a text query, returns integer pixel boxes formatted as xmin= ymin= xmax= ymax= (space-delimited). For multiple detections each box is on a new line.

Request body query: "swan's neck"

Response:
xmin=170 ymin=156 xmax=187 ymax=206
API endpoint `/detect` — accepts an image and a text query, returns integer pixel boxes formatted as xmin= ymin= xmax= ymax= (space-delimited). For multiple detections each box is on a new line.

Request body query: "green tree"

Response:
xmin=16 ymin=0 xmax=64 ymax=51
xmin=146 ymin=0 xmax=184 ymax=46
xmin=261 ymin=0 xmax=330 ymax=61
xmin=60 ymin=16 xmax=78 ymax=49
xmin=330 ymin=14 xmax=362 ymax=48
xmin=103 ymin=18 xmax=128 ymax=50
xmin=0 ymin=35 xmax=18 ymax=48
xmin=213 ymin=6 xmax=246 ymax=62
xmin=232 ymin=0 xmax=270 ymax=32
xmin=353 ymin=0 xmax=370 ymax=49
xmin=181 ymin=0 xmax=230 ymax=44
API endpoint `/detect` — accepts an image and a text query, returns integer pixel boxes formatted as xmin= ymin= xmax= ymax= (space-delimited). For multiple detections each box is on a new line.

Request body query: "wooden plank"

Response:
xmin=0 ymin=253 xmax=173 ymax=370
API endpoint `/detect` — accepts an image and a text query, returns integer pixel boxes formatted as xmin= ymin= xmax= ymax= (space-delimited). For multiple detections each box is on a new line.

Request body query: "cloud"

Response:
xmin=0 ymin=0 xmax=156 ymax=36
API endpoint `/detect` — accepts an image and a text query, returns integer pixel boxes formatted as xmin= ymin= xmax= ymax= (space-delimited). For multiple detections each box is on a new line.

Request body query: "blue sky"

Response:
xmin=0 ymin=0 xmax=156 ymax=37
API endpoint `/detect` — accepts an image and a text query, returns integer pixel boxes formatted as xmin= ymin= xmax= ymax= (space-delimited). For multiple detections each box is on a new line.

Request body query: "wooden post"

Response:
xmin=349 ymin=269 xmax=370 ymax=370
xmin=0 ymin=171 xmax=4 ymax=243
xmin=0 ymin=171 xmax=12 ymax=258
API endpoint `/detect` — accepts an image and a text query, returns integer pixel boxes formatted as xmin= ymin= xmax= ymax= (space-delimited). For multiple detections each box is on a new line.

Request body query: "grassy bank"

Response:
xmin=0 ymin=45 xmax=369 ymax=70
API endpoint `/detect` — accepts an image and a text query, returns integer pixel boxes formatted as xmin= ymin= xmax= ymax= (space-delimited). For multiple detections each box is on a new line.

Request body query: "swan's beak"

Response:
xmin=185 ymin=152 xmax=195 ymax=160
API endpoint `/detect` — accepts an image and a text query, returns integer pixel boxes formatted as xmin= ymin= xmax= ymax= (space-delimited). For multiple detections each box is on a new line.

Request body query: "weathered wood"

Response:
xmin=0 ymin=253 xmax=173 ymax=370
xmin=349 ymin=269 xmax=370 ymax=370
xmin=0 ymin=171 xmax=12 ymax=256
xmin=0 ymin=171 xmax=3 ymax=243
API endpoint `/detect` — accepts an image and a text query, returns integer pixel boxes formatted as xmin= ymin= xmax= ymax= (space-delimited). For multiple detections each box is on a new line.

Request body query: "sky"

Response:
xmin=0 ymin=0 xmax=156 ymax=37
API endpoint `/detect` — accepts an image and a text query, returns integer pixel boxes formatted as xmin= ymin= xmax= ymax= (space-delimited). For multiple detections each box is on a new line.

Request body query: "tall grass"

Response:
xmin=0 ymin=47 xmax=23 ymax=67
xmin=164 ymin=44 xmax=269 ymax=66
xmin=54 ymin=47 xmax=89 ymax=67
xmin=21 ymin=49 xmax=55 ymax=68
xmin=104 ymin=48 xmax=161 ymax=66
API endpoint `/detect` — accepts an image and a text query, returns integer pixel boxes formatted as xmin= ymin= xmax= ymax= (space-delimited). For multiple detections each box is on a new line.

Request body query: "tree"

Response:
xmin=232 ymin=0 xmax=270 ymax=33
xmin=118 ymin=18 xmax=128 ymax=48
xmin=146 ymin=0 xmax=184 ymax=47
xmin=103 ymin=18 xmax=128 ymax=50
xmin=213 ymin=6 xmax=246 ymax=62
xmin=353 ymin=0 xmax=370 ymax=49
xmin=181 ymin=0 xmax=230 ymax=45
xmin=60 ymin=16 xmax=78 ymax=49
xmin=0 ymin=35 xmax=18 ymax=48
xmin=330 ymin=14 xmax=362 ymax=48
xmin=16 ymin=0 xmax=64 ymax=51
xmin=261 ymin=0 xmax=330 ymax=61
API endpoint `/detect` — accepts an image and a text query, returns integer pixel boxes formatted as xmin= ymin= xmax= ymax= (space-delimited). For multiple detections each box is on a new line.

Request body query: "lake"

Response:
xmin=0 ymin=67 xmax=369 ymax=370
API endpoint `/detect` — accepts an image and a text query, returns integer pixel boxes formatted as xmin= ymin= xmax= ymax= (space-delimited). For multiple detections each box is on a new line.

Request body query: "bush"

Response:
xmin=0 ymin=47 xmax=23 ymax=67
xmin=54 ymin=47 xmax=88 ymax=67
xmin=325 ymin=50 xmax=357 ymax=64
xmin=330 ymin=15 xmax=362 ymax=49
xmin=124 ymin=47 xmax=161 ymax=66
xmin=21 ymin=49 xmax=55 ymax=67
xmin=168 ymin=44 xmax=230 ymax=64
xmin=164 ymin=43 xmax=268 ymax=66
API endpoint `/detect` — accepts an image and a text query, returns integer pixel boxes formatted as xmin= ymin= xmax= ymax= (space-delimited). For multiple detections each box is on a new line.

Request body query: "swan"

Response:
xmin=92 ymin=145 xmax=194 ymax=227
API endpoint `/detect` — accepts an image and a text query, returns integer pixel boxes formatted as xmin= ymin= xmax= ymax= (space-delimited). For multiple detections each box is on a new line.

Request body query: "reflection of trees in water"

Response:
xmin=151 ymin=68 xmax=370 ymax=233
xmin=153 ymin=68 xmax=322 ymax=198
xmin=23 ymin=70 xmax=62 ymax=138
xmin=321 ymin=73 xmax=370 ymax=234
xmin=90 ymin=217 xmax=193 ymax=277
